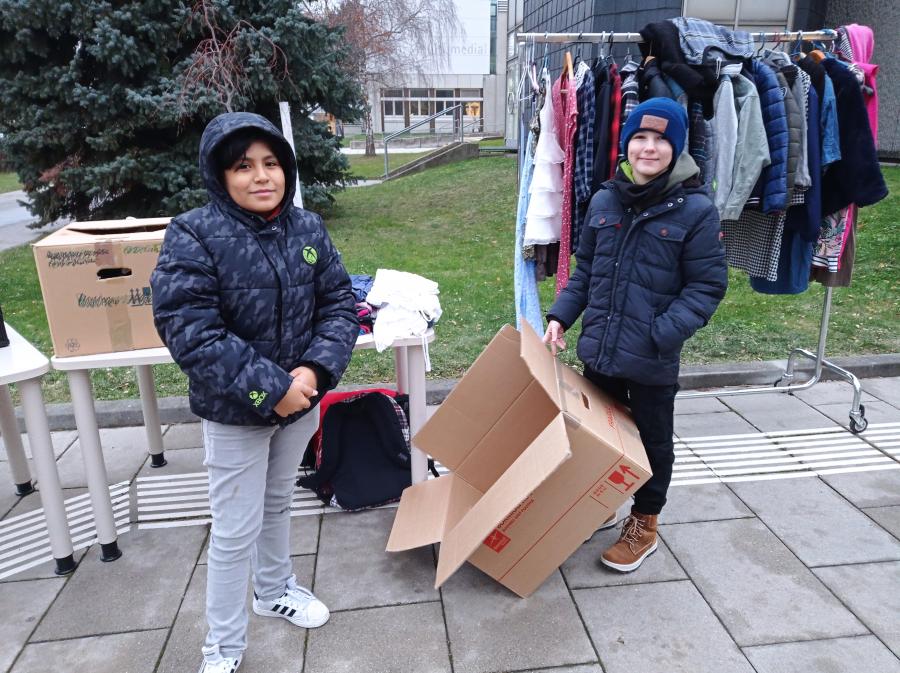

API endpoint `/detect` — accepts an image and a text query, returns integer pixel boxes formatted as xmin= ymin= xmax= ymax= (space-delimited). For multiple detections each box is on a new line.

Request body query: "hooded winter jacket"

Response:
xmin=547 ymin=154 xmax=728 ymax=386
xmin=748 ymin=59 xmax=789 ymax=213
xmin=150 ymin=112 xmax=358 ymax=426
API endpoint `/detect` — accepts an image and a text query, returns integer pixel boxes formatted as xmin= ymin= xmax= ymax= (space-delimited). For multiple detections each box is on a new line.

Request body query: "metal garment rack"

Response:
xmin=516 ymin=29 xmax=869 ymax=433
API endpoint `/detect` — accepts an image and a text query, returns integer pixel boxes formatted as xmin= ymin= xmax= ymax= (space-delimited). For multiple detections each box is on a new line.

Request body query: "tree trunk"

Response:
xmin=364 ymin=103 xmax=376 ymax=157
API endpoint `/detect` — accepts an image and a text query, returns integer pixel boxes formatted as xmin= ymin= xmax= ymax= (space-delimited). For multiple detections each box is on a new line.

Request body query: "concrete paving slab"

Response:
xmin=560 ymin=523 xmax=685 ymax=589
xmin=33 ymin=525 xmax=206 ymax=641
xmin=157 ymin=556 xmax=315 ymax=673
xmin=199 ymin=515 xmax=320 ymax=564
xmin=730 ymin=478 xmax=900 ymax=566
xmin=864 ymin=378 xmax=900 ymax=409
xmin=661 ymin=518 xmax=868 ymax=646
xmin=813 ymin=561 xmax=900 ymax=657
xmin=520 ymin=667 xmax=603 ymax=673
xmin=162 ymin=422 xmax=202 ymax=450
xmin=865 ymin=505 xmax=900 ymax=539
xmin=10 ymin=629 xmax=168 ymax=673
xmin=305 ymin=602 xmax=451 ymax=673
xmin=574 ymin=580 xmax=754 ymax=673
xmin=441 ymin=564 xmax=595 ymax=673
xmin=816 ymin=401 xmax=900 ymax=429
xmin=674 ymin=397 xmax=730 ymax=414
xmin=743 ymin=635 xmax=900 ymax=673
xmin=2 ymin=487 xmax=90 ymax=582
xmin=674 ymin=411 xmax=759 ymax=438
xmin=3 ymin=430 xmax=77 ymax=462
xmin=820 ymin=470 xmax=900 ymax=508
xmin=662 ymin=483 xmax=754 ymax=524
xmin=315 ymin=508 xmax=437 ymax=611
xmin=56 ymin=426 xmax=153 ymax=488
xmin=0 ymin=577 xmax=65 ymax=672
xmin=790 ymin=381 xmax=878 ymax=406
xmin=0 ymin=462 xmax=28 ymax=517
xmin=137 ymin=446 xmax=205 ymax=478
xmin=717 ymin=394 xmax=836 ymax=431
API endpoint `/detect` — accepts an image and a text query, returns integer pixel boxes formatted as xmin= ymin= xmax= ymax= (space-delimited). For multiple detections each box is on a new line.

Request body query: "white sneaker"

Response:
xmin=198 ymin=645 xmax=241 ymax=673
xmin=253 ymin=575 xmax=330 ymax=628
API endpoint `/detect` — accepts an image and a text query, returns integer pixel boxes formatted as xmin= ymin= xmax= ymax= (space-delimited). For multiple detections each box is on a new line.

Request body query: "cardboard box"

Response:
xmin=387 ymin=322 xmax=652 ymax=597
xmin=32 ymin=218 xmax=170 ymax=357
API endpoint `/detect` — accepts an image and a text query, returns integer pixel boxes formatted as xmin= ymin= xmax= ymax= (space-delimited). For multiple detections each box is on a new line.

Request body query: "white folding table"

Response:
xmin=0 ymin=323 xmax=76 ymax=574
xmin=51 ymin=329 xmax=435 ymax=561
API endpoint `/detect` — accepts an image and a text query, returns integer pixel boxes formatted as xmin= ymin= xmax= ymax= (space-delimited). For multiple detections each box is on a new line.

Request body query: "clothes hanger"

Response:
xmin=604 ymin=31 xmax=615 ymax=66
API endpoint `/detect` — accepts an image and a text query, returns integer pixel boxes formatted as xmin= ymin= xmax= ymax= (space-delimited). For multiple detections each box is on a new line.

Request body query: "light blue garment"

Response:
xmin=820 ymin=74 xmax=841 ymax=168
xmin=514 ymin=130 xmax=544 ymax=334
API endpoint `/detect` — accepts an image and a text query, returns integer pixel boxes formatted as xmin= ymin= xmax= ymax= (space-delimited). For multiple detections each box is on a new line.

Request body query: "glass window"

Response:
xmin=740 ymin=0 xmax=790 ymax=23
xmin=460 ymin=88 xmax=482 ymax=99
xmin=436 ymin=89 xmax=454 ymax=98
xmin=409 ymin=88 xmax=428 ymax=98
xmin=382 ymin=88 xmax=402 ymax=98
xmin=683 ymin=0 xmax=737 ymax=24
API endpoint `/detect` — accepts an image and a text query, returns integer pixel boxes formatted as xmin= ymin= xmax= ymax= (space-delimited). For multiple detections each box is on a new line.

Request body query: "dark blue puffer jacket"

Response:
xmin=151 ymin=112 xmax=358 ymax=426
xmin=749 ymin=59 xmax=789 ymax=213
xmin=548 ymin=155 xmax=727 ymax=386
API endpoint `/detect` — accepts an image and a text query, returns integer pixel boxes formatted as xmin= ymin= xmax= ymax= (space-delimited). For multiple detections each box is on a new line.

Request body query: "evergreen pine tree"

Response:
xmin=0 ymin=0 xmax=363 ymax=224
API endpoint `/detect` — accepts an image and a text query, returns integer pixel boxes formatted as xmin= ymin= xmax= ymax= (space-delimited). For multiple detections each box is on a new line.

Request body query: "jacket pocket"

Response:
xmin=587 ymin=210 xmax=622 ymax=258
xmin=641 ymin=222 xmax=687 ymax=269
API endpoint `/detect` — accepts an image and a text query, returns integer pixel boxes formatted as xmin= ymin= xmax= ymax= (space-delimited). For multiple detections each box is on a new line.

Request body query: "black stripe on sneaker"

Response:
xmin=279 ymin=605 xmax=289 ymax=615
xmin=287 ymin=608 xmax=296 ymax=617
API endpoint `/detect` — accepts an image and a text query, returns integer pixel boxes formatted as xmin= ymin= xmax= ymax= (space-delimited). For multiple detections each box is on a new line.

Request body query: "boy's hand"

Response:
xmin=273 ymin=375 xmax=318 ymax=417
xmin=289 ymin=365 xmax=319 ymax=392
xmin=542 ymin=320 xmax=567 ymax=356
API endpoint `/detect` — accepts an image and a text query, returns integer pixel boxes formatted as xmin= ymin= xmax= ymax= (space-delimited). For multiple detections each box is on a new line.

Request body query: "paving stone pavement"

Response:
xmin=0 ymin=377 xmax=898 ymax=672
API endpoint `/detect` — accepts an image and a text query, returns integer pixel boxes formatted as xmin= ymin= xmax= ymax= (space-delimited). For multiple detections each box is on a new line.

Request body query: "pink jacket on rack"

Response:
xmin=845 ymin=24 xmax=879 ymax=147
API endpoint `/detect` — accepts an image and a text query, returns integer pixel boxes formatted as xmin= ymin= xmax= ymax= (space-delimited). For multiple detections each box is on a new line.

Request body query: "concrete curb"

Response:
xmin=12 ymin=354 xmax=900 ymax=432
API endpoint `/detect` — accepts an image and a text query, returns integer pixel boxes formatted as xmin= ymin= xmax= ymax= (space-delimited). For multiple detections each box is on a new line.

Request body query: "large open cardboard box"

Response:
xmin=32 ymin=218 xmax=170 ymax=357
xmin=387 ymin=322 xmax=652 ymax=597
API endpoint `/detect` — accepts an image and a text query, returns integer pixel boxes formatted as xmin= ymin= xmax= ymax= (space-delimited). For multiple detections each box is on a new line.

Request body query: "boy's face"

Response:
xmin=223 ymin=141 xmax=286 ymax=214
xmin=627 ymin=130 xmax=673 ymax=185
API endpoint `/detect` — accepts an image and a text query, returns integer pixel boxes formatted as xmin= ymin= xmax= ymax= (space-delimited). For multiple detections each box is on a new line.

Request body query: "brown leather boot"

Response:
xmin=600 ymin=510 xmax=658 ymax=572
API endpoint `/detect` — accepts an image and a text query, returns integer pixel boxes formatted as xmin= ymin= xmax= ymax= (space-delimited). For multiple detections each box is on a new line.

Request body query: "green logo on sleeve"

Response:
xmin=249 ymin=390 xmax=268 ymax=407
xmin=302 ymin=246 xmax=318 ymax=265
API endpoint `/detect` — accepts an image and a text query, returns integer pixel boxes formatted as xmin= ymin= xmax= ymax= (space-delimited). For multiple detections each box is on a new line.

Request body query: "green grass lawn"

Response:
xmin=0 ymin=172 xmax=22 ymax=193
xmin=1 ymin=159 xmax=897 ymax=404
xmin=346 ymin=151 xmax=431 ymax=179
xmin=479 ymin=137 xmax=507 ymax=147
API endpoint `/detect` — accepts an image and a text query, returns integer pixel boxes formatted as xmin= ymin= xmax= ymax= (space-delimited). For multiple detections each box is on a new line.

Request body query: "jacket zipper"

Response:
xmin=254 ymin=231 xmax=284 ymax=366
xmin=598 ymin=209 xmax=636 ymax=360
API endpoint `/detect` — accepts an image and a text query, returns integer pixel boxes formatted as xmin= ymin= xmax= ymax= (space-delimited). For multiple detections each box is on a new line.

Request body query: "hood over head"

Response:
xmin=199 ymin=112 xmax=298 ymax=215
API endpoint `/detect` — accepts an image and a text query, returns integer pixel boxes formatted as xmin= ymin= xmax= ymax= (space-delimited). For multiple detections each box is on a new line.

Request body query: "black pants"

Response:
xmin=584 ymin=368 xmax=677 ymax=516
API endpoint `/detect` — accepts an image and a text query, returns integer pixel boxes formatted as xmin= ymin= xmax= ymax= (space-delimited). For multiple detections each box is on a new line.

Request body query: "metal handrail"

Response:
xmin=383 ymin=104 xmax=464 ymax=177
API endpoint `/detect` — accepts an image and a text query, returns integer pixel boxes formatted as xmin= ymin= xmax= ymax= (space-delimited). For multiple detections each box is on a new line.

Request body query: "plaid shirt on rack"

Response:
xmin=619 ymin=61 xmax=640 ymax=124
xmin=574 ymin=62 xmax=596 ymax=207
xmin=670 ymin=17 xmax=753 ymax=65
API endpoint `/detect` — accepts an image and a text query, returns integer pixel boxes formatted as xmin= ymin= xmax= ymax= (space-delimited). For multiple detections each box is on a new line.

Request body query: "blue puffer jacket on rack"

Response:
xmin=748 ymin=59 xmax=789 ymax=213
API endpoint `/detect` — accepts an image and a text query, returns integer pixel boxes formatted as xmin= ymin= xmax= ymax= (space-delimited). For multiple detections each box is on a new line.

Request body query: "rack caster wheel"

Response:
xmin=849 ymin=404 xmax=868 ymax=434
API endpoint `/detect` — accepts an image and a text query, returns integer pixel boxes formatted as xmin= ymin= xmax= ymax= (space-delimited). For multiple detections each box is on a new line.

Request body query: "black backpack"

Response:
xmin=297 ymin=392 xmax=414 ymax=511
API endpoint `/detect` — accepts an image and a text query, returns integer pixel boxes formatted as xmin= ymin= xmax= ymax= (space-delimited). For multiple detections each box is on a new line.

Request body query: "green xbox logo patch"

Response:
xmin=302 ymin=246 xmax=318 ymax=265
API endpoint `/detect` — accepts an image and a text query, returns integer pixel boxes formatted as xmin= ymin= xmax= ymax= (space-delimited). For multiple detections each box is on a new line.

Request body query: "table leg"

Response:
xmin=66 ymin=370 xmax=122 ymax=561
xmin=405 ymin=344 xmax=428 ymax=484
xmin=135 ymin=365 xmax=166 ymax=468
xmin=0 ymin=384 xmax=34 ymax=495
xmin=393 ymin=345 xmax=409 ymax=394
xmin=18 ymin=378 xmax=76 ymax=575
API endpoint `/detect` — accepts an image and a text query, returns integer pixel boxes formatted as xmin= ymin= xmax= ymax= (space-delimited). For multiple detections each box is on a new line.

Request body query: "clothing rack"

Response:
xmin=515 ymin=28 xmax=869 ymax=433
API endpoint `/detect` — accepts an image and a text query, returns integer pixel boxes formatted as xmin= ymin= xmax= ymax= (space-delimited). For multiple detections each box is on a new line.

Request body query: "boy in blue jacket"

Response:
xmin=544 ymin=99 xmax=727 ymax=573
xmin=151 ymin=112 xmax=358 ymax=673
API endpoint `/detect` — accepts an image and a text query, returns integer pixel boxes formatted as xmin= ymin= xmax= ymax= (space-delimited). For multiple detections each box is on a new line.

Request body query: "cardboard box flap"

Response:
xmin=386 ymin=474 xmax=482 ymax=552
xmin=434 ymin=413 xmax=572 ymax=588
xmin=33 ymin=218 xmax=170 ymax=247
xmin=517 ymin=321 xmax=563 ymax=410
xmin=413 ymin=325 xmax=541 ymax=471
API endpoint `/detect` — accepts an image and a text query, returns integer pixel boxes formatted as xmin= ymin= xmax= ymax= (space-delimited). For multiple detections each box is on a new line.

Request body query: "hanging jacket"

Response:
xmin=547 ymin=153 xmax=727 ymax=386
xmin=845 ymin=24 xmax=879 ymax=146
xmin=775 ymin=70 xmax=802 ymax=197
xmin=819 ymin=58 xmax=887 ymax=216
xmin=151 ymin=112 xmax=358 ymax=426
xmin=720 ymin=74 xmax=770 ymax=221
xmin=748 ymin=59 xmax=789 ymax=213
xmin=711 ymin=65 xmax=739 ymax=216
xmin=590 ymin=62 xmax=613 ymax=194
xmin=669 ymin=17 xmax=754 ymax=65
xmin=762 ymin=49 xmax=811 ymax=188
xmin=638 ymin=56 xmax=675 ymax=101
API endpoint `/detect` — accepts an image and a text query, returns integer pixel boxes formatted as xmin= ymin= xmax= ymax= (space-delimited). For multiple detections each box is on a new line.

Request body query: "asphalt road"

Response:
xmin=0 ymin=190 xmax=65 ymax=251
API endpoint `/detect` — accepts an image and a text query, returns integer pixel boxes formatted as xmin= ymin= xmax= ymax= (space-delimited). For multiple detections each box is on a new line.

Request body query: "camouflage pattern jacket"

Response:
xmin=151 ymin=112 xmax=358 ymax=426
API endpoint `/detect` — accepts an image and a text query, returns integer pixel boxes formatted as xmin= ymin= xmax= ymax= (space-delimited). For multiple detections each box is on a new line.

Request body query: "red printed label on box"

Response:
xmin=606 ymin=464 xmax=641 ymax=494
xmin=483 ymin=528 xmax=511 ymax=553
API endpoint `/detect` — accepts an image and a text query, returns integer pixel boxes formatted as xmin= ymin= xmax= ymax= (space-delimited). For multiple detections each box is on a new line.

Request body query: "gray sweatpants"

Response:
xmin=202 ymin=411 xmax=320 ymax=659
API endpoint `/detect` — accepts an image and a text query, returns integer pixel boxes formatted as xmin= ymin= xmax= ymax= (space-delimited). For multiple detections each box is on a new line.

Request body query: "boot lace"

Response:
xmin=619 ymin=514 xmax=646 ymax=552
